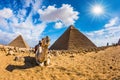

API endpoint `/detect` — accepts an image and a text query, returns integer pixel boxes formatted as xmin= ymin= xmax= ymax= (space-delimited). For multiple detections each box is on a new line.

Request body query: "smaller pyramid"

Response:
xmin=8 ymin=35 xmax=29 ymax=48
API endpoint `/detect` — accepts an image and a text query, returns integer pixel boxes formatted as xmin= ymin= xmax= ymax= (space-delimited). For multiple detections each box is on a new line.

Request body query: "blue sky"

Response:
xmin=0 ymin=0 xmax=120 ymax=47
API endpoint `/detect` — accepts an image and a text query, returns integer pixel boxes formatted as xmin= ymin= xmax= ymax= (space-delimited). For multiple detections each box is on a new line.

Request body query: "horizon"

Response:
xmin=0 ymin=0 xmax=120 ymax=47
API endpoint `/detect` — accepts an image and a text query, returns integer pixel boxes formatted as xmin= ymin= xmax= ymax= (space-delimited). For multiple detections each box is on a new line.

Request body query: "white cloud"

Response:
xmin=0 ymin=8 xmax=13 ymax=31
xmin=24 ymin=0 xmax=33 ymax=7
xmin=17 ymin=9 xmax=27 ymax=22
xmin=104 ymin=17 xmax=119 ymax=28
xmin=0 ymin=3 xmax=79 ymax=47
xmin=94 ymin=29 xmax=104 ymax=35
xmin=54 ymin=22 xmax=63 ymax=29
xmin=86 ymin=17 xmax=120 ymax=47
xmin=0 ymin=1 xmax=46 ymax=47
xmin=0 ymin=8 xmax=13 ymax=18
xmin=0 ymin=18 xmax=8 ymax=27
xmin=24 ymin=0 xmax=43 ymax=12
xmin=32 ymin=0 xmax=42 ymax=12
xmin=10 ymin=12 xmax=46 ymax=47
xmin=0 ymin=29 xmax=17 ymax=44
xmin=38 ymin=4 xmax=79 ymax=27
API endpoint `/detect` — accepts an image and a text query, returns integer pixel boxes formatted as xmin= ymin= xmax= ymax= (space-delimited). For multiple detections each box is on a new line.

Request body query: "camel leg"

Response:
xmin=39 ymin=62 xmax=44 ymax=66
xmin=44 ymin=58 xmax=50 ymax=66
xmin=36 ymin=59 xmax=44 ymax=66
xmin=36 ymin=59 xmax=39 ymax=65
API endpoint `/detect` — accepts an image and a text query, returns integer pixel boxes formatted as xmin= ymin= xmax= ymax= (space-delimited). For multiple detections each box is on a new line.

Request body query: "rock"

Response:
xmin=6 ymin=50 xmax=15 ymax=56
xmin=14 ymin=56 xmax=24 ymax=62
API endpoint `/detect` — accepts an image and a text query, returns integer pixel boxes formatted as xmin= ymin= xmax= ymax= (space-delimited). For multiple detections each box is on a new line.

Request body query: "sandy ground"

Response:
xmin=0 ymin=46 xmax=120 ymax=80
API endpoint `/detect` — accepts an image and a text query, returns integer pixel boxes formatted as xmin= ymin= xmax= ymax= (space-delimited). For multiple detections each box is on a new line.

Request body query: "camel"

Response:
xmin=35 ymin=36 xmax=50 ymax=66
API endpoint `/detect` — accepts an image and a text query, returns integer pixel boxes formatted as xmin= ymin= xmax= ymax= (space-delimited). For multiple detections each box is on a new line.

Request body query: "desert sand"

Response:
xmin=0 ymin=46 xmax=120 ymax=80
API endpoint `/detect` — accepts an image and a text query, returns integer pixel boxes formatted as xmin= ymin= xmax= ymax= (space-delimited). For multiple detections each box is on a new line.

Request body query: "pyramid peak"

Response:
xmin=16 ymin=35 xmax=24 ymax=40
xmin=18 ymin=34 xmax=22 ymax=37
xmin=69 ymin=25 xmax=75 ymax=29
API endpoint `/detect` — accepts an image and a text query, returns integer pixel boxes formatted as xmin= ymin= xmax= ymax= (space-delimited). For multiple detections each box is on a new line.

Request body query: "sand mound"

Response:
xmin=0 ymin=46 xmax=120 ymax=80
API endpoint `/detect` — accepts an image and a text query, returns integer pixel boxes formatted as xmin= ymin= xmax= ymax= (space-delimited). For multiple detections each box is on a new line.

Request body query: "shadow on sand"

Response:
xmin=6 ymin=56 xmax=38 ymax=72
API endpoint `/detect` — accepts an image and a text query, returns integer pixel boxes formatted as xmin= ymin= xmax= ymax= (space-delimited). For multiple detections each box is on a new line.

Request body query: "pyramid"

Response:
xmin=8 ymin=35 xmax=29 ymax=48
xmin=50 ymin=25 xmax=96 ymax=50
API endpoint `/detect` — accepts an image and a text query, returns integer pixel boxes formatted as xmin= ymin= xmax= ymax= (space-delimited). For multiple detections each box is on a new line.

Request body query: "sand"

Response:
xmin=0 ymin=46 xmax=120 ymax=80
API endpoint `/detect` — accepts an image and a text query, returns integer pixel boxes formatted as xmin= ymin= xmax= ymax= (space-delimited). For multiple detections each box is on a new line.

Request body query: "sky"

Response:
xmin=0 ymin=0 xmax=120 ymax=47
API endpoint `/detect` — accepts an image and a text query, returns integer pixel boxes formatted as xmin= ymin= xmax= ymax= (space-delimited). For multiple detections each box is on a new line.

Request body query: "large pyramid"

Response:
xmin=8 ymin=35 xmax=29 ymax=48
xmin=50 ymin=25 xmax=96 ymax=50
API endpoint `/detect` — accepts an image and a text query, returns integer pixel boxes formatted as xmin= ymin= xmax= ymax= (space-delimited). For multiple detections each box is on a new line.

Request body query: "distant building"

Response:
xmin=118 ymin=39 xmax=120 ymax=45
xmin=107 ymin=43 xmax=109 ymax=46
